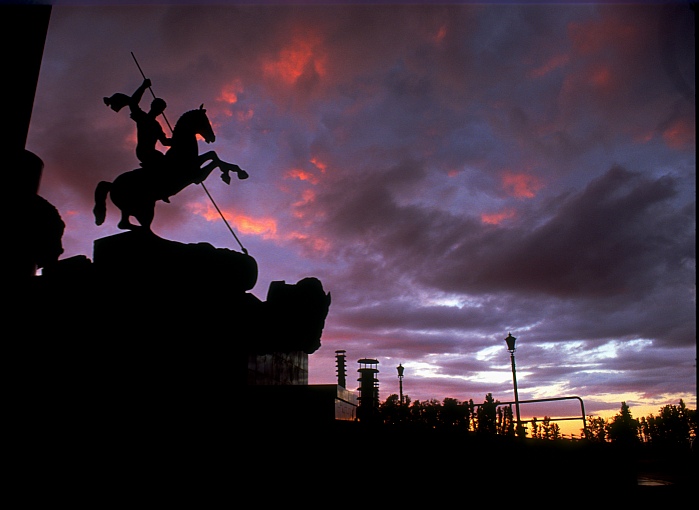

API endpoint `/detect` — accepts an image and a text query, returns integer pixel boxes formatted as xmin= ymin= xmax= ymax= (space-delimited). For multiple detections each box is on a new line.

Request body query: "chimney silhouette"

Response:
xmin=357 ymin=358 xmax=380 ymax=423
xmin=335 ymin=350 xmax=347 ymax=388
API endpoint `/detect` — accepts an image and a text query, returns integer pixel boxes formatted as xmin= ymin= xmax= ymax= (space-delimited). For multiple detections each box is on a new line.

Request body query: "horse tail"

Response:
xmin=93 ymin=181 xmax=111 ymax=226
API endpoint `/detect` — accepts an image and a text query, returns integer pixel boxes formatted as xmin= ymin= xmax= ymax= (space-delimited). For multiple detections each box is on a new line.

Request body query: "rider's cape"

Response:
xmin=103 ymin=92 xmax=131 ymax=112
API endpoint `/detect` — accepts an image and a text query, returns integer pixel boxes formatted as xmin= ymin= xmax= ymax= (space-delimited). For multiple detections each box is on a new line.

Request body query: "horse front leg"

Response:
xmin=198 ymin=151 xmax=248 ymax=184
xmin=135 ymin=204 xmax=155 ymax=231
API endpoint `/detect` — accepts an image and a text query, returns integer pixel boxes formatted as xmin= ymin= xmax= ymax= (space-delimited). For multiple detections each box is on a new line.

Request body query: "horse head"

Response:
xmin=175 ymin=105 xmax=215 ymax=144
xmin=197 ymin=104 xmax=215 ymax=144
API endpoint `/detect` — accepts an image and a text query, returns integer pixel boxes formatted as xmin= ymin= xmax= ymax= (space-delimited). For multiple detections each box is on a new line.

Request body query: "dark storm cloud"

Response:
xmin=431 ymin=167 xmax=690 ymax=295
xmin=315 ymin=161 xmax=692 ymax=298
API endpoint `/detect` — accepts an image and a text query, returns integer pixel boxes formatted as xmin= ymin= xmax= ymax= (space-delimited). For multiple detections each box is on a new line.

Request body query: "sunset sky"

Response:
xmin=24 ymin=1 xmax=695 ymax=434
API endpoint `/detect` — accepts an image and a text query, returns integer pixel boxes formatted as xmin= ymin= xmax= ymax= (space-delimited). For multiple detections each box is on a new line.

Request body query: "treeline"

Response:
xmin=377 ymin=393 xmax=697 ymax=448
xmin=585 ymin=400 xmax=696 ymax=448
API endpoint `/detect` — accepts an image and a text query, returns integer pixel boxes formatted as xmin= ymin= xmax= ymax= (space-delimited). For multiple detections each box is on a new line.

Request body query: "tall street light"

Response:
xmin=396 ymin=364 xmax=404 ymax=405
xmin=505 ymin=333 xmax=523 ymax=436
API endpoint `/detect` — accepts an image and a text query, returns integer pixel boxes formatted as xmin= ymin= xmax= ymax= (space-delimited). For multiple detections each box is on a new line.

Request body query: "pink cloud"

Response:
xmin=292 ymin=189 xmax=318 ymax=218
xmin=481 ymin=208 xmax=516 ymax=225
xmin=190 ymin=202 xmax=278 ymax=238
xmin=218 ymin=79 xmax=244 ymax=105
xmin=632 ymin=130 xmax=654 ymax=144
xmin=288 ymin=231 xmax=331 ymax=253
xmin=528 ymin=53 xmax=570 ymax=79
xmin=502 ymin=171 xmax=543 ymax=199
xmin=589 ymin=64 xmax=613 ymax=88
xmin=286 ymin=168 xmax=320 ymax=185
xmin=310 ymin=157 xmax=327 ymax=173
xmin=568 ymin=17 xmax=638 ymax=57
xmin=432 ymin=25 xmax=448 ymax=45
xmin=263 ymin=32 xmax=327 ymax=85
xmin=662 ymin=118 xmax=695 ymax=150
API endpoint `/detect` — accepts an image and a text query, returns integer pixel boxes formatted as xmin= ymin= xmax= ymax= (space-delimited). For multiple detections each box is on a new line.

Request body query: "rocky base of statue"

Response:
xmin=30 ymin=230 xmax=330 ymax=356
xmin=8 ymin=231 xmax=330 ymax=464
xmin=3 ymin=232 xmax=330 ymax=469
xmin=17 ymin=230 xmax=331 ymax=402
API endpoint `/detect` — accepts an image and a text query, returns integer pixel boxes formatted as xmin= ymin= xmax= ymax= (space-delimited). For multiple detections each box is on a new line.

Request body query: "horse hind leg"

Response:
xmin=122 ymin=203 xmax=155 ymax=231
xmin=93 ymin=181 xmax=111 ymax=226
xmin=117 ymin=210 xmax=138 ymax=231
xmin=136 ymin=206 xmax=155 ymax=231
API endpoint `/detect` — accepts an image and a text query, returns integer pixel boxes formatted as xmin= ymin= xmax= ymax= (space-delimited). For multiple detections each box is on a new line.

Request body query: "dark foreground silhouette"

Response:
xmin=9 ymin=149 xmax=65 ymax=282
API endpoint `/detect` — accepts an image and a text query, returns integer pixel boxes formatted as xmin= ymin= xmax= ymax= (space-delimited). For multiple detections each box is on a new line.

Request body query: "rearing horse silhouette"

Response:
xmin=93 ymin=105 xmax=247 ymax=231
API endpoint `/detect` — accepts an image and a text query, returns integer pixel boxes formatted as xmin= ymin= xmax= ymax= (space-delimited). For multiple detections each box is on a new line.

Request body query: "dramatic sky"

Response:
xmin=26 ymin=1 xmax=695 ymax=434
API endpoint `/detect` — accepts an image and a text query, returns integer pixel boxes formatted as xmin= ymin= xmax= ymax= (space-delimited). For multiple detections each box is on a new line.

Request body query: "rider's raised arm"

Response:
xmin=129 ymin=78 xmax=151 ymax=111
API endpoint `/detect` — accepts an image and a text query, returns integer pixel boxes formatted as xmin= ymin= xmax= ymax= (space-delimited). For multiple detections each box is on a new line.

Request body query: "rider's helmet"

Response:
xmin=150 ymin=98 xmax=167 ymax=115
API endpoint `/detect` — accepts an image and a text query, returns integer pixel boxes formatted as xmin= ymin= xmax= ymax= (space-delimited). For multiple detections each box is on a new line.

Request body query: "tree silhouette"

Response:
xmin=420 ymin=399 xmax=441 ymax=429
xmin=441 ymin=397 xmax=470 ymax=430
xmin=467 ymin=399 xmax=476 ymax=431
xmin=377 ymin=391 xmax=696 ymax=449
xmin=496 ymin=405 xmax=515 ymax=436
xmin=584 ymin=399 xmax=696 ymax=448
xmin=607 ymin=402 xmax=640 ymax=446
xmin=640 ymin=399 xmax=695 ymax=449
xmin=476 ymin=393 xmax=498 ymax=435
xmin=378 ymin=393 xmax=401 ymax=425
xmin=530 ymin=416 xmax=560 ymax=440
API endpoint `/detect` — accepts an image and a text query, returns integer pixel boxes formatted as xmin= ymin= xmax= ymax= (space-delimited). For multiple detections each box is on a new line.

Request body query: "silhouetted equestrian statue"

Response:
xmin=95 ymin=79 xmax=248 ymax=231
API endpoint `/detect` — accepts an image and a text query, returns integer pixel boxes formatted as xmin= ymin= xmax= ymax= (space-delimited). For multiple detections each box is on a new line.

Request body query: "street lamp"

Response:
xmin=397 ymin=364 xmax=404 ymax=405
xmin=505 ymin=333 xmax=523 ymax=436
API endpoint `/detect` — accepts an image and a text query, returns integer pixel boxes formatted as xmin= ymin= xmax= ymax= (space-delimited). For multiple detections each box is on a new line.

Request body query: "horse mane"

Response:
xmin=173 ymin=108 xmax=205 ymax=133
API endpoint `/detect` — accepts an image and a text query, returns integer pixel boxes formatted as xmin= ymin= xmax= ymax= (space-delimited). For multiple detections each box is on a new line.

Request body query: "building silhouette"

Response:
xmin=357 ymin=358 xmax=380 ymax=423
xmin=335 ymin=349 xmax=347 ymax=388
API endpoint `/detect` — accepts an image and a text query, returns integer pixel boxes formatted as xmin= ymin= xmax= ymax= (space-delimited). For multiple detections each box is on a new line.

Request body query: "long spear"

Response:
xmin=130 ymin=52 xmax=248 ymax=255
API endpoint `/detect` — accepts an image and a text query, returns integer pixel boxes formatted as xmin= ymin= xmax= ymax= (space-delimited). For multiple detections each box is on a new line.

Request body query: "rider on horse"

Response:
xmin=97 ymin=74 xmax=250 ymax=232
xmin=104 ymin=78 xmax=173 ymax=202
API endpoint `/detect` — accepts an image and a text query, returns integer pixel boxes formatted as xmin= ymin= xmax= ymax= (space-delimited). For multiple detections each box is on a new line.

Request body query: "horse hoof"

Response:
xmin=238 ymin=170 xmax=249 ymax=180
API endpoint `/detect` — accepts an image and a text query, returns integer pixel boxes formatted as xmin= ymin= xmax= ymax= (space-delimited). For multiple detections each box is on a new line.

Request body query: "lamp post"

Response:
xmin=397 ymin=364 xmax=404 ymax=405
xmin=505 ymin=333 xmax=523 ymax=436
